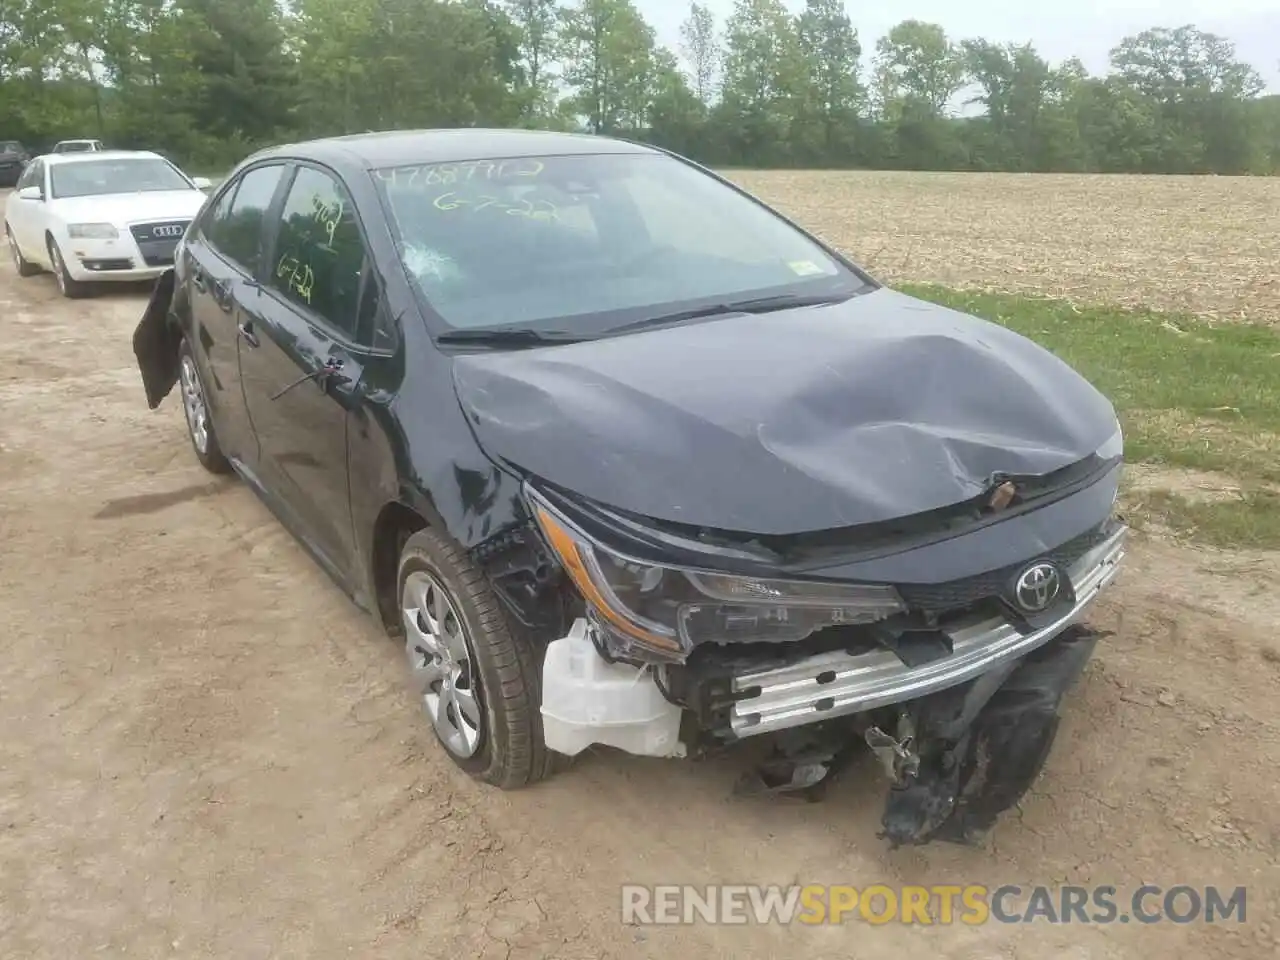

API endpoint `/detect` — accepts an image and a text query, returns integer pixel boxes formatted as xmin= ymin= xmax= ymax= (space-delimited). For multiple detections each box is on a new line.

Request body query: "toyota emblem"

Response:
xmin=1013 ymin=562 xmax=1062 ymax=613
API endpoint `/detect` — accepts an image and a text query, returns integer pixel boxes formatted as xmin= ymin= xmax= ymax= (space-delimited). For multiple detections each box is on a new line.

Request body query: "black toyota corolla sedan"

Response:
xmin=134 ymin=129 xmax=1127 ymax=846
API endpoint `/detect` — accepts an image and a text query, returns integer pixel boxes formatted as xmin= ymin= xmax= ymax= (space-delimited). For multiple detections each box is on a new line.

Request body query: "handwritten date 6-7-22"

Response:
xmin=432 ymin=192 xmax=558 ymax=221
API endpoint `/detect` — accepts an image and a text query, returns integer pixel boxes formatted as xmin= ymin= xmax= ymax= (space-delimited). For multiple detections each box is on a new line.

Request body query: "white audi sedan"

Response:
xmin=4 ymin=150 xmax=212 ymax=298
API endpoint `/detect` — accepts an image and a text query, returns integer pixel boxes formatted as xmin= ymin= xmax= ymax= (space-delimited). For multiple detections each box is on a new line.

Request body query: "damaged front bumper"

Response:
xmin=728 ymin=523 xmax=1125 ymax=737
xmin=537 ymin=522 xmax=1126 ymax=845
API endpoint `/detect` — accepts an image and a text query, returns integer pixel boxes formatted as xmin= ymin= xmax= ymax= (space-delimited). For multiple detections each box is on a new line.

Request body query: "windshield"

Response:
xmin=374 ymin=152 xmax=863 ymax=333
xmin=50 ymin=158 xmax=193 ymax=199
xmin=0 ymin=142 xmax=21 ymax=153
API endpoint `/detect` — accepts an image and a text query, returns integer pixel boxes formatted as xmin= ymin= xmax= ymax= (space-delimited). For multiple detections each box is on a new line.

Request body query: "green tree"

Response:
xmin=1111 ymin=25 xmax=1264 ymax=100
xmin=558 ymin=0 xmax=656 ymax=134
xmin=791 ymin=0 xmax=863 ymax=164
xmin=646 ymin=46 xmax=705 ymax=155
xmin=873 ymin=20 xmax=966 ymax=169
xmin=678 ymin=1 xmax=719 ymax=106
xmin=874 ymin=20 xmax=964 ymax=116
xmin=503 ymin=0 xmax=560 ymax=122
xmin=718 ymin=0 xmax=803 ymax=165
xmin=178 ymin=0 xmax=296 ymax=153
xmin=292 ymin=0 xmax=522 ymax=138
xmin=1110 ymin=25 xmax=1267 ymax=173
xmin=962 ymin=40 xmax=1067 ymax=170
xmin=1 ymin=3 xmax=1277 ymax=176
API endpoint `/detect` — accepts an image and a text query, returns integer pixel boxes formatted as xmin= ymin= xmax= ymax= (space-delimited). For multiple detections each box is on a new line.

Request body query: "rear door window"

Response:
xmin=198 ymin=181 xmax=239 ymax=245
xmin=206 ymin=163 xmax=286 ymax=275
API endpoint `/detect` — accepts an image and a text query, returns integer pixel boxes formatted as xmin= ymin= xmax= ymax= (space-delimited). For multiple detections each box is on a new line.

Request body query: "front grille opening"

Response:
xmin=895 ymin=522 xmax=1106 ymax=616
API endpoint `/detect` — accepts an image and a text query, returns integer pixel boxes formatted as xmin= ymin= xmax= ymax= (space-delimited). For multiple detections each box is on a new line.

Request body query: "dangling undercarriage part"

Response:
xmin=728 ymin=624 xmax=1103 ymax=845
xmin=877 ymin=623 xmax=1102 ymax=847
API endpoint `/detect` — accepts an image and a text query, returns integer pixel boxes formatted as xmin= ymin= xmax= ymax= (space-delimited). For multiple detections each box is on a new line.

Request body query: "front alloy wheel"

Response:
xmin=403 ymin=571 xmax=483 ymax=758
xmin=395 ymin=526 xmax=557 ymax=788
xmin=46 ymin=237 xmax=89 ymax=298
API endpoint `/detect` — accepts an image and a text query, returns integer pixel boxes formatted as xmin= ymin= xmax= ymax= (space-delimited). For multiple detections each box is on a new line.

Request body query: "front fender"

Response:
xmin=132 ymin=268 xmax=180 ymax=409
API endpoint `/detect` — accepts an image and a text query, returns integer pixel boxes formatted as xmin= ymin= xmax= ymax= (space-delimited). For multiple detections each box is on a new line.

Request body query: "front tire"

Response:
xmin=6 ymin=225 xmax=40 ymax=277
xmin=46 ymin=236 xmax=91 ymax=299
xmin=397 ymin=526 xmax=555 ymax=788
xmin=178 ymin=336 xmax=232 ymax=474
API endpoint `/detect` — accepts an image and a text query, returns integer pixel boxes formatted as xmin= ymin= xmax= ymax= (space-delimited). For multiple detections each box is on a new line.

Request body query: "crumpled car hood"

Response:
xmin=450 ymin=288 xmax=1118 ymax=536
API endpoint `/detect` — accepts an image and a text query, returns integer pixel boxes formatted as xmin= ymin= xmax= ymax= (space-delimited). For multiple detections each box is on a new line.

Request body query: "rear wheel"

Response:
xmin=178 ymin=336 xmax=232 ymax=474
xmin=5 ymin=225 xmax=40 ymax=277
xmin=46 ymin=236 xmax=90 ymax=299
xmin=397 ymin=526 xmax=556 ymax=788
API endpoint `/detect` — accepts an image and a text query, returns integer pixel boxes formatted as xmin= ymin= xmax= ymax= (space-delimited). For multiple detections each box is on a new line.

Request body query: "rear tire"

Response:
xmin=5 ymin=225 xmax=40 ymax=277
xmin=47 ymin=236 xmax=90 ymax=299
xmin=178 ymin=336 xmax=232 ymax=474
xmin=397 ymin=526 xmax=557 ymax=789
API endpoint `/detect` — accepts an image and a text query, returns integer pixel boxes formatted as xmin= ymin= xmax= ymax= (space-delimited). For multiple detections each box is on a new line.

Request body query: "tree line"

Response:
xmin=2 ymin=0 xmax=1277 ymax=175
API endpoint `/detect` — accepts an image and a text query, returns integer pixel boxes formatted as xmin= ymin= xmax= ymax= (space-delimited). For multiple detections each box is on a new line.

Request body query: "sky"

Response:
xmin=637 ymin=0 xmax=1280 ymax=95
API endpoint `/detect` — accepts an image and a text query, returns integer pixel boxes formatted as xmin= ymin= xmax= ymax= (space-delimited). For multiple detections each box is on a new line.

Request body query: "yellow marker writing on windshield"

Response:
xmin=430 ymin=192 xmax=559 ymax=221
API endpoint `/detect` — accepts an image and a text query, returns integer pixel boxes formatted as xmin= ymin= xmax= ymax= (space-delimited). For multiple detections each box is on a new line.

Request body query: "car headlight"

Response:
xmin=526 ymin=486 xmax=906 ymax=662
xmin=67 ymin=223 xmax=119 ymax=239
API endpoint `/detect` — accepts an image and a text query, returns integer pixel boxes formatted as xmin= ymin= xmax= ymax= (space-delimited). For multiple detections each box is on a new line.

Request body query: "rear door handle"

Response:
xmin=191 ymin=269 xmax=207 ymax=293
xmin=238 ymin=321 xmax=259 ymax=348
xmin=212 ymin=279 xmax=232 ymax=312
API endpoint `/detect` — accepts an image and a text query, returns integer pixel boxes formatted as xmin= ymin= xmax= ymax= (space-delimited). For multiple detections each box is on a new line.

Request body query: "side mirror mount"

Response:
xmin=191 ymin=176 xmax=212 ymax=190
xmin=17 ymin=186 xmax=42 ymax=202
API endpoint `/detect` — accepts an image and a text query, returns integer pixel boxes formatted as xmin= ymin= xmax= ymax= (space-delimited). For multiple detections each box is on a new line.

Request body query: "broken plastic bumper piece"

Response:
xmin=540 ymin=619 xmax=687 ymax=759
xmin=727 ymin=523 xmax=1126 ymax=738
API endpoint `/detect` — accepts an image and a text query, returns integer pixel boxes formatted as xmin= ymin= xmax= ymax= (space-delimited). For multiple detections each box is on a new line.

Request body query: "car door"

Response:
xmin=238 ymin=163 xmax=379 ymax=580
xmin=184 ymin=162 xmax=289 ymax=468
xmin=9 ymin=160 xmax=45 ymax=254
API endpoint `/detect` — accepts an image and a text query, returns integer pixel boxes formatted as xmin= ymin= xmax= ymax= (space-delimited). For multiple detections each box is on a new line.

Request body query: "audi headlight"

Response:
xmin=527 ymin=487 xmax=906 ymax=662
xmin=67 ymin=223 xmax=118 ymax=239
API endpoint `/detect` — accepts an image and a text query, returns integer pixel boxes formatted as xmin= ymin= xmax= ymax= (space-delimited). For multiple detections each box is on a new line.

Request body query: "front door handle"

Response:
xmin=237 ymin=321 xmax=259 ymax=348
xmin=191 ymin=269 xmax=207 ymax=294
xmin=320 ymin=357 xmax=352 ymax=391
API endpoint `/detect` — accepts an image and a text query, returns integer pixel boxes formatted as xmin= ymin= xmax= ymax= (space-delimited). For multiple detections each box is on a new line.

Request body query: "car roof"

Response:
xmin=43 ymin=149 xmax=163 ymax=166
xmin=251 ymin=128 xmax=660 ymax=169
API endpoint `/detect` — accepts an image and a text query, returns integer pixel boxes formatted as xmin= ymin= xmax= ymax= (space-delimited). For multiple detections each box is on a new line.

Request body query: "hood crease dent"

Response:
xmin=451 ymin=289 xmax=1118 ymax=537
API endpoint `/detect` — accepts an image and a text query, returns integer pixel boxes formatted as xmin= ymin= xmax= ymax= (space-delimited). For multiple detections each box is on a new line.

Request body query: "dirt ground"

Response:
xmin=2 ymin=189 xmax=1279 ymax=958
xmin=729 ymin=170 xmax=1280 ymax=325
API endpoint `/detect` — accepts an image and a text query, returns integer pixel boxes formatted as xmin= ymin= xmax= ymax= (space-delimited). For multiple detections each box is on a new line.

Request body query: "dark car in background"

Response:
xmin=133 ymin=129 xmax=1126 ymax=847
xmin=0 ymin=141 xmax=30 ymax=187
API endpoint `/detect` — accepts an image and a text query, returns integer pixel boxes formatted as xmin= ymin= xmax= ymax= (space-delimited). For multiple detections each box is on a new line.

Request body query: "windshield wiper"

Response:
xmin=435 ymin=327 xmax=588 ymax=347
xmin=604 ymin=291 xmax=857 ymax=337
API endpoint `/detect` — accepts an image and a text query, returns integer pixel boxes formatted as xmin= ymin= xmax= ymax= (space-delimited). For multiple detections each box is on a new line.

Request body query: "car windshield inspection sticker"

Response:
xmin=787 ymin=260 xmax=824 ymax=276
